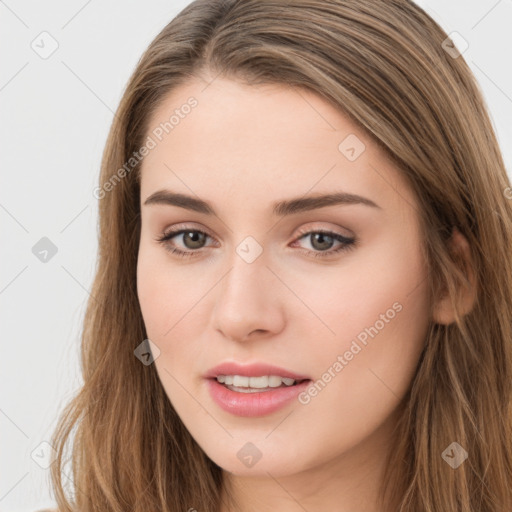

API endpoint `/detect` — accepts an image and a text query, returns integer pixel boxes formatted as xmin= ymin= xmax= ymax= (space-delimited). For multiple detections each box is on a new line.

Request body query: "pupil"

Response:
xmin=185 ymin=231 xmax=205 ymax=249
xmin=312 ymin=233 xmax=333 ymax=251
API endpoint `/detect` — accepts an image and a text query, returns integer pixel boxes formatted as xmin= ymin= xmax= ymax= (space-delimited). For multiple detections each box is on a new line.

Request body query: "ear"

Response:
xmin=432 ymin=227 xmax=477 ymax=325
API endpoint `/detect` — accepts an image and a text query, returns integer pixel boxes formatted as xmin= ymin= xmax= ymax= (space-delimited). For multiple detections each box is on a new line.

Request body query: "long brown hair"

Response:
xmin=48 ymin=1 xmax=512 ymax=510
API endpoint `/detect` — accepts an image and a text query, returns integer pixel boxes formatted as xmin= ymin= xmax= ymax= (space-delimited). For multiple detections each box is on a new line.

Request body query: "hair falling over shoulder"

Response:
xmin=48 ymin=1 xmax=512 ymax=510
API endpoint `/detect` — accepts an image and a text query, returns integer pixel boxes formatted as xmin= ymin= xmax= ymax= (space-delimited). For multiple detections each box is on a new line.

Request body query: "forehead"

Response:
xmin=139 ymin=77 xmax=416 ymax=217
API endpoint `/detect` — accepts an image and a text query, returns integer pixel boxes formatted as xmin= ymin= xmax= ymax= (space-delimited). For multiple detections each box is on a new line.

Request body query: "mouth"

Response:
xmin=208 ymin=375 xmax=312 ymax=393
xmin=204 ymin=362 xmax=312 ymax=415
xmin=206 ymin=376 xmax=313 ymax=417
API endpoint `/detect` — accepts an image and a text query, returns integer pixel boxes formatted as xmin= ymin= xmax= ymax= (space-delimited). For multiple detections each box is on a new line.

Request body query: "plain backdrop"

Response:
xmin=1 ymin=0 xmax=511 ymax=510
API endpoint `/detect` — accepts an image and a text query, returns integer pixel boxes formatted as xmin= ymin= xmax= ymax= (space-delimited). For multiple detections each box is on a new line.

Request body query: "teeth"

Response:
xmin=216 ymin=375 xmax=297 ymax=388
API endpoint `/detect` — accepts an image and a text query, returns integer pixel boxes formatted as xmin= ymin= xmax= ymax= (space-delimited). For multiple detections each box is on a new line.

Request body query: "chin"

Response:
xmin=203 ymin=442 xmax=308 ymax=478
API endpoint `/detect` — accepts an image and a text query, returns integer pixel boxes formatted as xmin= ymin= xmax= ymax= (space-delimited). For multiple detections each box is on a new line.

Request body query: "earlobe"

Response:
xmin=432 ymin=227 xmax=477 ymax=325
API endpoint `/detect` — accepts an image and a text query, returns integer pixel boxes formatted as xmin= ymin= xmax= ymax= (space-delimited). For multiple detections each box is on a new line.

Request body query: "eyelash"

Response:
xmin=154 ymin=225 xmax=356 ymax=260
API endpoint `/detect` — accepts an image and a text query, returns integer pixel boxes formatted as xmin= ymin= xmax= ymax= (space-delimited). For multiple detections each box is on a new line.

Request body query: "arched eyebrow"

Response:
xmin=143 ymin=189 xmax=381 ymax=216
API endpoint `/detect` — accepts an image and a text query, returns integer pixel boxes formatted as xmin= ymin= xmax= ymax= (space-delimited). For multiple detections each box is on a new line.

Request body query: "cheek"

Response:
xmin=137 ymin=242 xmax=199 ymax=335
xmin=295 ymin=233 xmax=430 ymax=434
xmin=288 ymin=232 xmax=428 ymax=354
xmin=136 ymin=248 xmax=205 ymax=409
xmin=337 ymin=238 xmax=429 ymax=375
xmin=137 ymin=256 xmax=170 ymax=337
xmin=136 ymin=244 xmax=213 ymax=387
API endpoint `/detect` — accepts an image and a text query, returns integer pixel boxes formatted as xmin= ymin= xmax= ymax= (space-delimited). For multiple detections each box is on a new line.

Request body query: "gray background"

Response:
xmin=1 ymin=1 xmax=511 ymax=510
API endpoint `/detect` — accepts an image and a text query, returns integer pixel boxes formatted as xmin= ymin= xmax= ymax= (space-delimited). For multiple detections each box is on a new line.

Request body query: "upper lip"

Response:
xmin=205 ymin=361 xmax=311 ymax=381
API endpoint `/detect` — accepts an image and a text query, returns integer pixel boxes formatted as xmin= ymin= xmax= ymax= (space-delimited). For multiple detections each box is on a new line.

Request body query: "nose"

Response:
xmin=212 ymin=248 xmax=285 ymax=343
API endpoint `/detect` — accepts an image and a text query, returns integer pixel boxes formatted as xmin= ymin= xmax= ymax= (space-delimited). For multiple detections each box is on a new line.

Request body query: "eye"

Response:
xmin=154 ymin=225 xmax=356 ymax=259
xmin=292 ymin=228 xmax=356 ymax=259
xmin=154 ymin=227 xmax=214 ymax=258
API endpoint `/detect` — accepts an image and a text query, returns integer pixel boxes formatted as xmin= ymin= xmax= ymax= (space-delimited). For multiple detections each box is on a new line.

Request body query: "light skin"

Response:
xmin=136 ymin=76 xmax=475 ymax=512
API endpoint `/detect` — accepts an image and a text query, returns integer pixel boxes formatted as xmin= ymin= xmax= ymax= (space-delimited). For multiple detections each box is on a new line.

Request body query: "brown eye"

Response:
xmin=293 ymin=229 xmax=356 ymax=258
xmin=308 ymin=232 xmax=336 ymax=251
xmin=180 ymin=231 xmax=207 ymax=249
xmin=155 ymin=228 xmax=213 ymax=258
xmin=155 ymin=226 xmax=356 ymax=260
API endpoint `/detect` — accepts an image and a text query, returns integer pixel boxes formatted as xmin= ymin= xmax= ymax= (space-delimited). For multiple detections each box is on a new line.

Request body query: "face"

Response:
xmin=136 ymin=76 xmax=431 ymax=478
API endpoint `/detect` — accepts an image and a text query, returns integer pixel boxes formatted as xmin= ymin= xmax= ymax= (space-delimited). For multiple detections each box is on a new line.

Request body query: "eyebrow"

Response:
xmin=143 ymin=189 xmax=381 ymax=216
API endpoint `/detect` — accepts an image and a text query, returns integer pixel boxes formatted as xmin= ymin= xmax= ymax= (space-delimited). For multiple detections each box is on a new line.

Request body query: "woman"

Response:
xmin=47 ymin=1 xmax=512 ymax=510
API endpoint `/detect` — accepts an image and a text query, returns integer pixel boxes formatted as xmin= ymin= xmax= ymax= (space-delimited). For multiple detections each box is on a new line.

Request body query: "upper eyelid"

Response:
xmin=160 ymin=223 xmax=216 ymax=242
xmin=159 ymin=223 xmax=353 ymax=244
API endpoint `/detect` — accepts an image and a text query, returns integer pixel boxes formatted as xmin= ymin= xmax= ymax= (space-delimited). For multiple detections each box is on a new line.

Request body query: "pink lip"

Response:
xmin=204 ymin=361 xmax=311 ymax=381
xmin=204 ymin=361 xmax=312 ymax=417
xmin=206 ymin=378 xmax=312 ymax=417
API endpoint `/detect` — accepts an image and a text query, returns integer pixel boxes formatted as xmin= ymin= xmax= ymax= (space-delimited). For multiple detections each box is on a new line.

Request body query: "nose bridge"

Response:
xmin=213 ymin=236 xmax=283 ymax=340
xmin=219 ymin=238 xmax=269 ymax=314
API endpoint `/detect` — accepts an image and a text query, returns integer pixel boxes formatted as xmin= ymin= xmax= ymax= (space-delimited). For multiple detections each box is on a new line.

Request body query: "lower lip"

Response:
xmin=205 ymin=378 xmax=311 ymax=417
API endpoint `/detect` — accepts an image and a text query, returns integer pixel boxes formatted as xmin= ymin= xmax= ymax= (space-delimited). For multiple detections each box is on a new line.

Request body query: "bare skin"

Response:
xmin=136 ymin=75 xmax=474 ymax=512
